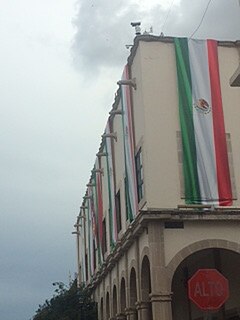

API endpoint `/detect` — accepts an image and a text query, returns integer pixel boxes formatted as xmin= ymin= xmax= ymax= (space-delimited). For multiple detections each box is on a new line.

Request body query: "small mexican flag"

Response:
xmin=174 ymin=38 xmax=232 ymax=206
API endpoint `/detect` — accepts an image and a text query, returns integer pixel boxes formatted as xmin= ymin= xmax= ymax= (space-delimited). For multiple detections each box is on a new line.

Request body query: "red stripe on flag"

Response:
xmin=207 ymin=40 xmax=232 ymax=206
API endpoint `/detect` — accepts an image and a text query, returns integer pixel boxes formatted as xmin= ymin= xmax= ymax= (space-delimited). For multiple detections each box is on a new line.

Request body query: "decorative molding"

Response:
xmin=83 ymin=209 xmax=240 ymax=292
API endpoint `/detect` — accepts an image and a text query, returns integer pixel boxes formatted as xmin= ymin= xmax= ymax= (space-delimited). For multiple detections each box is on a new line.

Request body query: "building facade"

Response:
xmin=74 ymin=36 xmax=240 ymax=320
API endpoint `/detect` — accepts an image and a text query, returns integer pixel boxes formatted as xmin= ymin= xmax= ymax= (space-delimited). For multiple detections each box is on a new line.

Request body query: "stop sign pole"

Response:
xmin=188 ymin=269 xmax=229 ymax=310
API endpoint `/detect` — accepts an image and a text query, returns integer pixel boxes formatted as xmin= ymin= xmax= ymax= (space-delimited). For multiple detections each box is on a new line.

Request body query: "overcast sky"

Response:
xmin=0 ymin=1 xmax=239 ymax=319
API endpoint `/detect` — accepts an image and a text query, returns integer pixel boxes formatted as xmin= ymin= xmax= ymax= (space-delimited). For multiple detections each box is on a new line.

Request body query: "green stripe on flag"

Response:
xmin=174 ymin=38 xmax=201 ymax=203
xmin=124 ymin=174 xmax=133 ymax=222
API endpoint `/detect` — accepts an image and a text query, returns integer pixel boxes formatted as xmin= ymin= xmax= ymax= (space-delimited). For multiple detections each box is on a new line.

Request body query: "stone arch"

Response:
xmin=106 ymin=291 xmax=110 ymax=320
xmin=106 ymin=285 xmax=110 ymax=294
xmin=112 ymin=278 xmax=117 ymax=287
xmin=140 ymin=246 xmax=150 ymax=267
xmin=120 ymin=277 xmax=127 ymax=313
xmin=167 ymin=239 xmax=240 ymax=289
xmin=120 ymin=270 xmax=126 ymax=283
xmin=170 ymin=243 xmax=240 ymax=320
xmin=129 ymin=259 xmax=138 ymax=273
xmin=140 ymin=255 xmax=151 ymax=301
xmin=129 ymin=267 xmax=138 ymax=307
xmin=100 ymin=297 xmax=103 ymax=320
xmin=113 ymin=284 xmax=118 ymax=317
xmin=139 ymin=255 xmax=152 ymax=320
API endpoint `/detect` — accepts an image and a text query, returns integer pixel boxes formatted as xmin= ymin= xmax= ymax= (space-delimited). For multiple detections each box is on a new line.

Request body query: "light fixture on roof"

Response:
xmin=96 ymin=152 xmax=107 ymax=158
xmin=117 ymin=78 xmax=136 ymax=90
xmin=77 ymin=214 xmax=86 ymax=220
xmin=102 ymin=132 xmax=117 ymax=141
xmin=131 ymin=21 xmax=141 ymax=35
xmin=83 ymin=195 xmax=92 ymax=200
xmin=74 ymin=223 xmax=82 ymax=228
xmin=87 ymin=182 xmax=95 ymax=187
xmin=109 ymin=109 xmax=123 ymax=116
xmin=92 ymin=168 xmax=104 ymax=175
xmin=72 ymin=231 xmax=80 ymax=235
xmin=143 ymin=26 xmax=153 ymax=35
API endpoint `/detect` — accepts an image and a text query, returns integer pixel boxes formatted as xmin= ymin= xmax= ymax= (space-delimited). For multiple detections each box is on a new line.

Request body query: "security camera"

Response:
xmin=131 ymin=22 xmax=141 ymax=27
xmin=131 ymin=22 xmax=141 ymax=35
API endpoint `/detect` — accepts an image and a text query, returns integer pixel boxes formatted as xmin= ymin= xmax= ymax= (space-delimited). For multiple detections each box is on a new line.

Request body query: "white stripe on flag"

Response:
xmin=189 ymin=39 xmax=219 ymax=203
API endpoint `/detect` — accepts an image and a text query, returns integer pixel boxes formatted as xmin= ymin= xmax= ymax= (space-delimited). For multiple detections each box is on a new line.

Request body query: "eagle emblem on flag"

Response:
xmin=194 ymin=98 xmax=211 ymax=114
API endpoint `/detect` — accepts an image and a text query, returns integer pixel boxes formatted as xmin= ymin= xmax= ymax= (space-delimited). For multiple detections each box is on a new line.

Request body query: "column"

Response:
xmin=125 ymin=307 xmax=137 ymax=320
xmin=150 ymin=292 xmax=172 ymax=320
xmin=116 ymin=313 xmax=127 ymax=320
xmin=136 ymin=301 xmax=151 ymax=320
xmin=148 ymin=222 xmax=173 ymax=320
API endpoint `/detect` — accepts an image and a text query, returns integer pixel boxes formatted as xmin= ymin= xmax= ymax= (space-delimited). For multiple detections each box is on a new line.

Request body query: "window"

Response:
xmin=115 ymin=189 xmax=122 ymax=233
xmin=93 ymin=240 xmax=96 ymax=270
xmin=164 ymin=221 xmax=184 ymax=229
xmin=135 ymin=147 xmax=144 ymax=202
xmin=102 ymin=219 xmax=107 ymax=254
xmin=85 ymin=253 xmax=88 ymax=281
xmin=177 ymin=131 xmax=237 ymax=200
xmin=124 ymin=177 xmax=130 ymax=221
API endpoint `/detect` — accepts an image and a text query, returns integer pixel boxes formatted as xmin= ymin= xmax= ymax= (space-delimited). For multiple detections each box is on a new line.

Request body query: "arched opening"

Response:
xmin=100 ymin=298 xmax=103 ymax=320
xmin=120 ymin=277 xmax=126 ymax=313
xmin=130 ymin=267 xmax=138 ymax=320
xmin=113 ymin=285 xmax=118 ymax=317
xmin=171 ymin=248 xmax=240 ymax=320
xmin=141 ymin=255 xmax=151 ymax=300
xmin=106 ymin=291 xmax=110 ymax=320
xmin=140 ymin=255 xmax=152 ymax=319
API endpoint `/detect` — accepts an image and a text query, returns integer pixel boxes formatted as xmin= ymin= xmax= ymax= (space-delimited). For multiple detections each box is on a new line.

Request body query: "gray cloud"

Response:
xmin=1 ymin=1 xmax=239 ymax=319
xmin=72 ymin=0 xmax=168 ymax=71
xmin=164 ymin=0 xmax=240 ymax=40
xmin=72 ymin=0 xmax=240 ymax=71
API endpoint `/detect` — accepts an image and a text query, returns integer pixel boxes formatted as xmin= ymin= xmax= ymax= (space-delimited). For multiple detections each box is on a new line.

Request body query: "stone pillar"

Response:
xmin=136 ymin=301 xmax=151 ymax=320
xmin=148 ymin=222 xmax=173 ymax=320
xmin=125 ymin=307 xmax=137 ymax=320
xmin=116 ymin=313 xmax=127 ymax=320
xmin=150 ymin=292 xmax=172 ymax=320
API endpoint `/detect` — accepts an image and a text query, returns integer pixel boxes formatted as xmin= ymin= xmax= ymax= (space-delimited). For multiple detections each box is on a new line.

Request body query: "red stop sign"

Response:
xmin=188 ymin=269 xmax=229 ymax=310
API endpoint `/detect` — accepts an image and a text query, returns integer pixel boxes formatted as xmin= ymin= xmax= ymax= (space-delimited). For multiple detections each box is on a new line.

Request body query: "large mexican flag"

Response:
xmin=120 ymin=66 xmax=138 ymax=220
xmin=174 ymin=38 xmax=232 ymax=206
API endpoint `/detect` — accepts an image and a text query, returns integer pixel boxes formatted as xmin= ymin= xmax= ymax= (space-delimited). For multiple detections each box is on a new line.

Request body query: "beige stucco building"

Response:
xmin=74 ymin=35 xmax=240 ymax=320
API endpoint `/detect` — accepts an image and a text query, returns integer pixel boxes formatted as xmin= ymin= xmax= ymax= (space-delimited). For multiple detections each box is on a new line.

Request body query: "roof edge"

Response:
xmin=127 ymin=35 xmax=240 ymax=66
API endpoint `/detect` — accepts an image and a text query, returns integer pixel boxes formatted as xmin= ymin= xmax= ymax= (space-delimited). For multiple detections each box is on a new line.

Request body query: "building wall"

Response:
xmin=136 ymin=41 xmax=181 ymax=209
xmin=75 ymin=37 xmax=240 ymax=320
xmin=219 ymin=46 xmax=240 ymax=204
xmin=164 ymin=220 xmax=240 ymax=266
xmin=130 ymin=40 xmax=240 ymax=210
